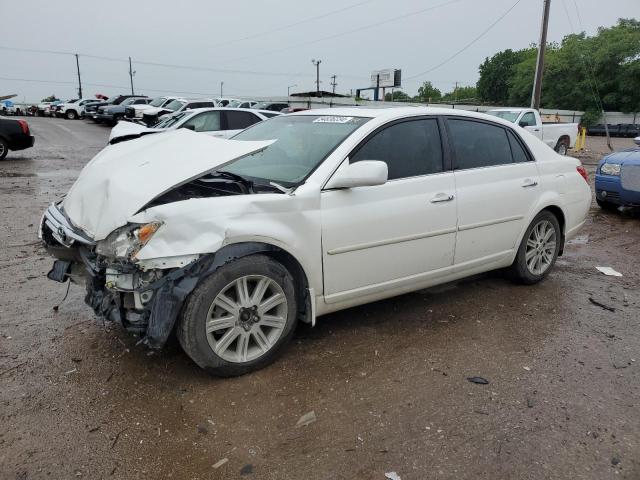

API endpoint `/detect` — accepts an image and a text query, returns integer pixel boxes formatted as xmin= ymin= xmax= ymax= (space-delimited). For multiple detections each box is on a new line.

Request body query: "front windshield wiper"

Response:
xmin=268 ymin=181 xmax=295 ymax=195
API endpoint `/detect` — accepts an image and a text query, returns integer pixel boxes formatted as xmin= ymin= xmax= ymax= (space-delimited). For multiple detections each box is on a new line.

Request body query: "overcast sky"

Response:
xmin=1 ymin=0 xmax=638 ymax=102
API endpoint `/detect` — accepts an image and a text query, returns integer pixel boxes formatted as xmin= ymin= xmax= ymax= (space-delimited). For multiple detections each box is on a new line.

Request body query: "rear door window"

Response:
xmin=447 ymin=119 xmax=513 ymax=169
xmin=181 ymin=111 xmax=221 ymax=132
xmin=224 ymin=111 xmax=262 ymax=130
xmin=507 ymin=130 xmax=531 ymax=163
xmin=350 ymin=118 xmax=443 ymax=180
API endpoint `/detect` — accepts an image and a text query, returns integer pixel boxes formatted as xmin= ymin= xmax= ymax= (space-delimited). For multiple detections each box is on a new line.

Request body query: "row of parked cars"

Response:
xmin=30 ymin=95 xmax=291 ymax=125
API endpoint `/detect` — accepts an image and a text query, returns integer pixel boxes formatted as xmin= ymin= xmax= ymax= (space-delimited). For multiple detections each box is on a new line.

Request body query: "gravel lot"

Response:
xmin=1 ymin=117 xmax=639 ymax=480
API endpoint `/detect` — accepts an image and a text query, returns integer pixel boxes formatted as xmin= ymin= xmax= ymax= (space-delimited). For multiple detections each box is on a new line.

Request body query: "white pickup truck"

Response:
xmin=57 ymin=98 xmax=102 ymax=120
xmin=486 ymin=108 xmax=578 ymax=155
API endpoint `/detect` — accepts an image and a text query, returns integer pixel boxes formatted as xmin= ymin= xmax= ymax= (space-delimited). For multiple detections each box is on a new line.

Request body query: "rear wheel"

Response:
xmin=508 ymin=210 xmax=561 ymax=285
xmin=0 ymin=138 xmax=8 ymax=160
xmin=177 ymin=255 xmax=298 ymax=377
xmin=554 ymin=138 xmax=569 ymax=155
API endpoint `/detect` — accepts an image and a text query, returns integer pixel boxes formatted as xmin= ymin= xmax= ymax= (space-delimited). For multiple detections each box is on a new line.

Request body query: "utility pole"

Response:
xmin=454 ymin=81 xmax=458 ymax=103
xmin=311 ymin=59 xmax=321 ymax=96
xmin=330 ymin=75 xmax=337 ymax=94
xmin=220 ymin=81 xmax=224 ymax=98
xmin=531 ymin=0 xmax=551 ymax=109
xmin=128 ymin=57 xmax=135 ymax=95
xmin=75 ymin=54 xmax=83 ymax=98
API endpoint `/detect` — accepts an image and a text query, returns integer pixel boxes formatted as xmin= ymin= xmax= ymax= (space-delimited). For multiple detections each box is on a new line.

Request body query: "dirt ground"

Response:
xmin=1 ymin=118 xmax=638 ymax=480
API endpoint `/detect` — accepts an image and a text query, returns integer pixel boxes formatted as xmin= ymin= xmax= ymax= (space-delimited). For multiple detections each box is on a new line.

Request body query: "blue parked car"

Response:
xmin=595 ymin=137 xmax=640 ymax=210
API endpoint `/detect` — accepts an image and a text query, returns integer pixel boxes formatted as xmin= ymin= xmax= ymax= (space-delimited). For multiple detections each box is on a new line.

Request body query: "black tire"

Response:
xmin=110 ymin=114 xmax=123 ymax=127
xmin=0 ymin=138 xmax=8 ymax=160
xmin=508 ymin=210 xmax=562 ymax=285
xmin=554 ymin=138 xmax=569 ymax=155
xmin=66 ymin=110 xmax=78 ymax=120
xmin=177 ymin=255 xmax=298 ymax=377
xmin=596 ymin=198 xmax=618 ymax=211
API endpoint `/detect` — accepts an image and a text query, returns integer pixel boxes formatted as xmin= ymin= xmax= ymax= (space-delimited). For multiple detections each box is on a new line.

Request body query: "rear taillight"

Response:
xmin=577 ymin=165 xmax=589 ymax=183
xmin=17 ymin=120 xmax=29 ymax=135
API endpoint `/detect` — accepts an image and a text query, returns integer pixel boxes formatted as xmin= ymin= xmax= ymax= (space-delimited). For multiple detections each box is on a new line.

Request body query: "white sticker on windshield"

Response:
xmin=313 ymin=116 xmax=355 ymax=124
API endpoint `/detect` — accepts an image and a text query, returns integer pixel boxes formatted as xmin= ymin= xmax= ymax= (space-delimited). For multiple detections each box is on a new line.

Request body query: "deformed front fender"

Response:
xmin=142 ymin=242 xmax=311 ymax=348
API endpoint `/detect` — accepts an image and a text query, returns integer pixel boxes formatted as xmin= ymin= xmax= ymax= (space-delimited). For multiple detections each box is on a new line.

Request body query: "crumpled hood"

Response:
xmin=63 ymin=129 xmax=273 ymax=240
xmin=109 ymin=121 xmax=160 ymax=142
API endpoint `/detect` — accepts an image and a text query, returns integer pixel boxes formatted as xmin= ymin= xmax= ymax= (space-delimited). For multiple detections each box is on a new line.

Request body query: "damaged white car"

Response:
xmin=40 ymin=107 xmax=591 ymax=376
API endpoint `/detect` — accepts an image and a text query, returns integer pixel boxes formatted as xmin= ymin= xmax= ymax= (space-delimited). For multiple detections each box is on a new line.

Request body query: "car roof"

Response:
xmin=254 ymin=109 xmax=281 ymax=116
xmin=291 ymin=106 xmax=512 ymax=124
xmin=177 ymin=107 xmax=270 ymax=115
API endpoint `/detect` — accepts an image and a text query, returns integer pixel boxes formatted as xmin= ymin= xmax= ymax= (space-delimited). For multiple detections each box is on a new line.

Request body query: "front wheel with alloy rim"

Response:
xmin=177 ymin=255 xmax=298 ymax=377
xmin=65 ymin=110 xmax=78 ymax=120
xmin=508 ymin=210 xmax=561 ymax=285
xmin=0 ymin=138 xmax=8 ymax=160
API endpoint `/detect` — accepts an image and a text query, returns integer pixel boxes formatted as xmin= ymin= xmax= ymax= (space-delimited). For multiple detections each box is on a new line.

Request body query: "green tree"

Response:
xmin=477 ymin=49 xmax=534 ymax=104
xmin=416 ymin=81 xmax=442 ymax=103
xmin=479 ymin=18 xmax=639 ymax=119
xmin=41 ymin=94 xmax=59 ymax=102
xmin=384 ymin=90 xmax=412 ymax=102
xmin=442 ymin=86 xmax=478 ymax=103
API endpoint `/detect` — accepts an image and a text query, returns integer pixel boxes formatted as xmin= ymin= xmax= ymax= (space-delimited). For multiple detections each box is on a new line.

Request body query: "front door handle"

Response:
xmin=522 ymin=178 xmax=538 ymax=188
xmin=430 ymin=193 xmax=455 ymax=203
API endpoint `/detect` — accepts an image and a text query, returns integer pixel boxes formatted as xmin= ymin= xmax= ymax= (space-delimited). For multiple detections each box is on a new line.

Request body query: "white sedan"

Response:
xmin=40 ymin=107 xmax=591 ymax=376
xmin=108 ymin=107 xmax=279 ymax=143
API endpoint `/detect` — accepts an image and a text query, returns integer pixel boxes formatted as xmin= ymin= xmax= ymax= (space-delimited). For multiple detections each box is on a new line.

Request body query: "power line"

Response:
xmin=206 ymin=0 xmax=377 ymax=50
xmin=0 ymin=76 xmax=215 ymax=97
xmin=0 ymin=44 xmax=367 ymax=81
xmin=215 ymin=0 xmax=466 ymax=66
xmin=405 ymin=0 xmax=524 ymax=81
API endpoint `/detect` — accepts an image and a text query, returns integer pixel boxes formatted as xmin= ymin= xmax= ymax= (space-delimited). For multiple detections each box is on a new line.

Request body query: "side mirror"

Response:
xmin=519 ymin=121 xmax=528 ymax=128
xmin=325 ymin=160 xmax=388 ymax=189
xmin=181 ymin=124 xmax=196 ymax=131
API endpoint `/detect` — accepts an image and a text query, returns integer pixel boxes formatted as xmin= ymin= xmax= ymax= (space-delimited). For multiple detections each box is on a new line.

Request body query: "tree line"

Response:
xmin=391 ymin=19 xmax=639 ymax=125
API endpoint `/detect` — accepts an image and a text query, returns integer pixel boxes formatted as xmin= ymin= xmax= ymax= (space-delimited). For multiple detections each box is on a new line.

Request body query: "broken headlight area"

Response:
xmin=85 ymin=262 xmax=165 ymax=333
xmin=95 ymin=222 xmax=162 ymax=260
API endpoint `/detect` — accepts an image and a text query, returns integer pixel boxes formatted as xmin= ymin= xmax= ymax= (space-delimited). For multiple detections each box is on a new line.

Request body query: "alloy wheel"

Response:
xmin=556 ymin=143 xmax=568 ymax=155
xmin=525 ymin=220 xmax=557 ymax=275
xmin=205 ymin=275 xmax=288 ymax=363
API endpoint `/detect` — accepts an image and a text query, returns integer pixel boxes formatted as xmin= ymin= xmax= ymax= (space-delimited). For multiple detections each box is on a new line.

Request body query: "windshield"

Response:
xmin=227 ymin=100 xmax=242 ymax=108
xmin=164 ymin=100 xmax=185 ymax=111
xmin=149 ymin=97 xmax=167 ymax=107
xmin=155 ymin=111 xmax=189 ymax=129
xmin=486 ymin=110 xmax=520 ymax=123
xmin=121 ymin=97 xmax=137 ymax=106
xmin=222 ymin=115 xmax=370 ymax=187
xmin=67 ymin=99 xmax=79 ymax=104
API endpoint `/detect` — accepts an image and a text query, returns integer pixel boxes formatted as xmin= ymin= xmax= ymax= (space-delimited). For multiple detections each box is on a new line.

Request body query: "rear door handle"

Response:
xmin=430 ymin=193 xmax=455 ymax=203
xmin=522 ymin=179 xmax=538 ymax=188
